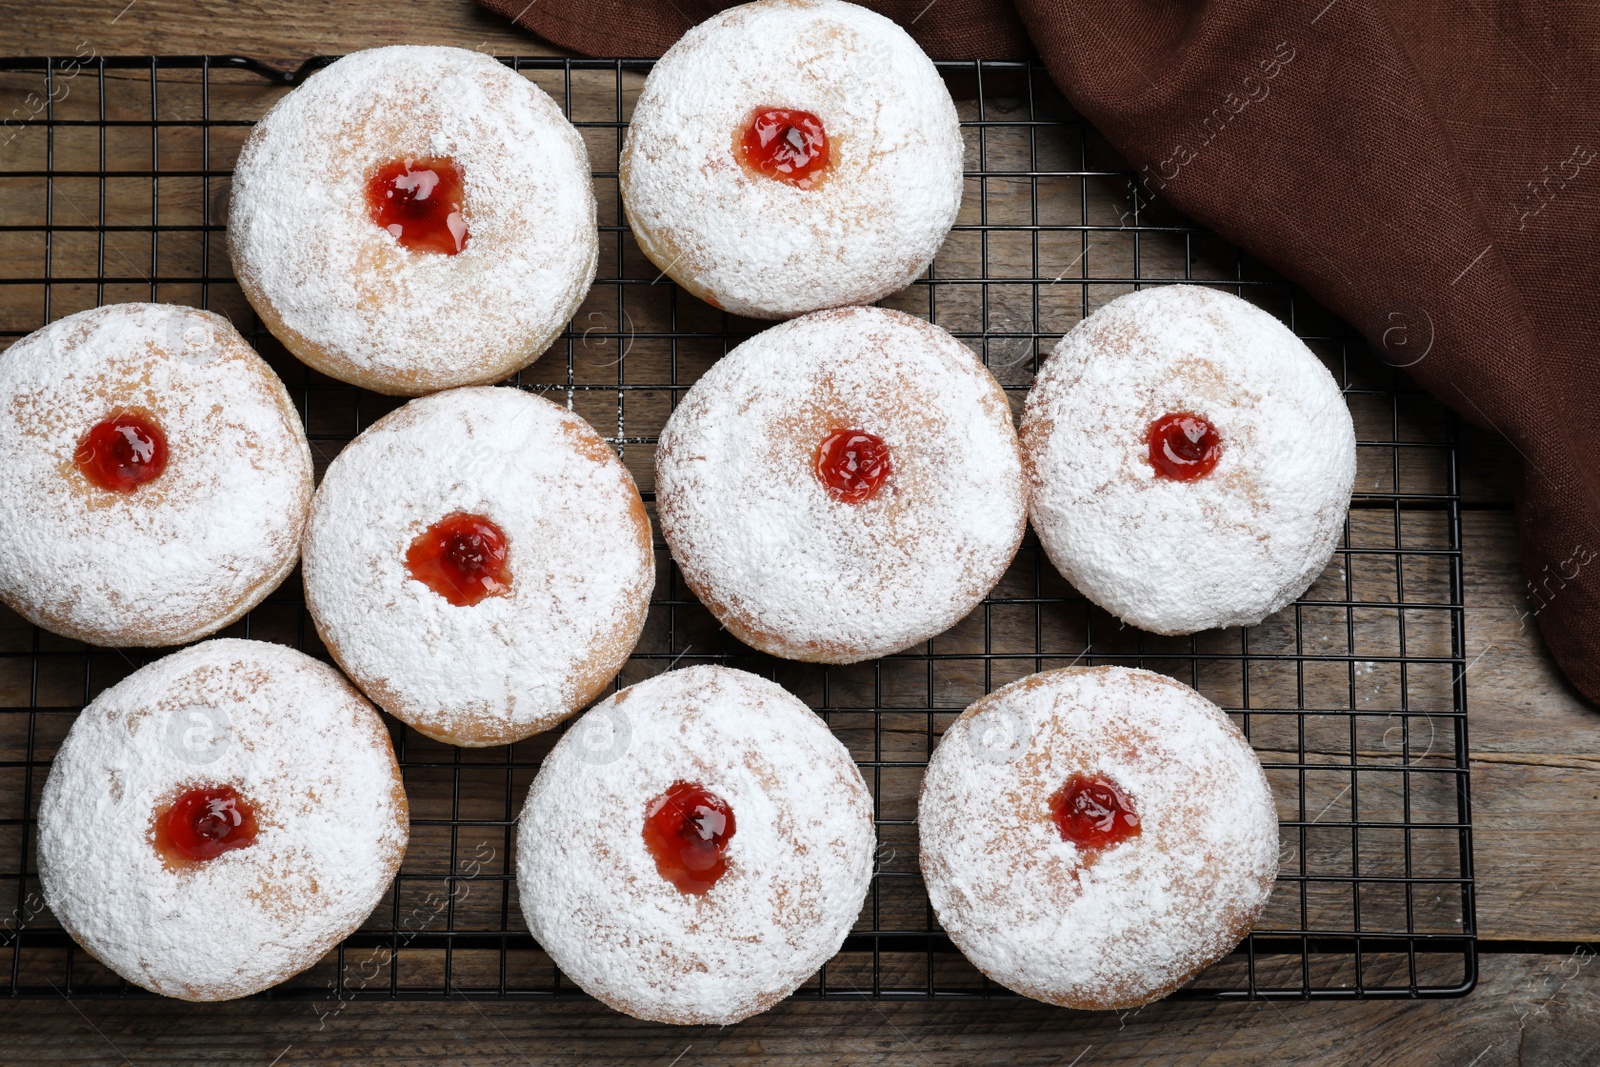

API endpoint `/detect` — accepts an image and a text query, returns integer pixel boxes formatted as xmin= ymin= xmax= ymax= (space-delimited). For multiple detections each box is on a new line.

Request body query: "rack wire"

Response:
xmin=0 ymin=55 xmax=1474 ymax=1002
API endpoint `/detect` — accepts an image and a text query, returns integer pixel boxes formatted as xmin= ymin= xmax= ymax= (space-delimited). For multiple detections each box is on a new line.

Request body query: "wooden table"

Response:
xmin=3 ymin=3 xmax=1597 ymax=1064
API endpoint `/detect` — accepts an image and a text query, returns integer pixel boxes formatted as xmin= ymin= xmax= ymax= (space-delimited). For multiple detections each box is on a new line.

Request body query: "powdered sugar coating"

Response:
xmin=0 ymin=304 xmax=313 ymax=646
xmin=303 ymin=387 xmax=654 ymax=747
xmin=37 ymin=639 xmax=409 ymax=1001
xmin=228 ymin=45 xmax=598 ymax=395
xmin=620 ymin=0 xmax=963 ymax=319
xmin=1020 ymin=286 xmax=1357 ymax=634
xmin=918 ymin=666 xmax=1278 ymax=1009
xmin=517 ymin=665 xmax=874 ymax=1024
xmin=655 ymin=306 xmax=1026 ymax=663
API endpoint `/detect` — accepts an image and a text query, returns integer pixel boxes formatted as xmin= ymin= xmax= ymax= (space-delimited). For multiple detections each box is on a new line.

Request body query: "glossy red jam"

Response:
xmin=366 ymin=156 xmax=469 ymax=255
xmin=739 ymin=108 xmax=830 ymax=188
xmin=406 ymin=513 xmax=512 ymax=607
xmin=814 ymin=428 xmax=892 ymax=504
xmin=1051 ymin=774 xmax=1141 ymax=855
xmin=75 ymin=412 xmax=168 ymax=492
xmin=1146 ymin=411 xmax=1222 ymax=481
xmin=642 ymin=781 xmax=736 ymax=895
xmin=153 ymin=784 xmax=259 ymax=865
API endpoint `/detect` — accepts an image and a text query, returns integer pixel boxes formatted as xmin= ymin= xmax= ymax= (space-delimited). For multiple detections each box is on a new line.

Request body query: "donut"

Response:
xmin=37 ymin=639 xmax=409 ymax=1001
xmin=918 ymin=666 xmax=1278 ymax=1009
xmin=0 ymin=304 xmax=313 ymax=647
xmin=1019 ymin=285 xmax=1357 ymax=634
xmin=228 ymin=45 xmax=598 ymax=395
xmin=302 ymin=386 xmax=654 ymax=747
xmin=620 ymin=0 xmax=963 ymax=319
xmin=656 ymin=306 xmax=1026 ymax=663
xmin=517 ymin=665 xmax=874 ymax=1024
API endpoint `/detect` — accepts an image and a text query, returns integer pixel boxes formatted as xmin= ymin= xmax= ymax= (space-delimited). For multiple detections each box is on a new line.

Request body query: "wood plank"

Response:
xmin=1463 ymin=510 xmax=1598 ymax=753
xmin=0 ymin=951 xmax=1597 ymax=1066
xmin=1461 ymin=509 xmax=1600 ymax=941
xmin=0 ymin=1 xmax=562 ymax=66
xmin=1473 ymin=763 xmax=1600 ymax=941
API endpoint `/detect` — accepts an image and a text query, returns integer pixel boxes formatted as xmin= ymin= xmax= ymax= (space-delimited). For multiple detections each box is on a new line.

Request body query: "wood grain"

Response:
xmin=2 ymin=0 xmax=563 ymax=67
xmin=1461 ymin=509 xmax=1600 ymax=941
xmin=3 ymin=952 xmax=1600 ymax=1066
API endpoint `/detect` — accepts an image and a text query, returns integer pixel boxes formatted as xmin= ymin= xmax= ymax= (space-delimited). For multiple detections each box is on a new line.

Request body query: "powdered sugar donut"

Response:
xmin=0 ymin=304 xmax=313 ymax=647
xmin=228 ymin=45 xmax=597 ymax=395
xmin=656 ymin=306 xmax=1026 ymax=663
xmin=37 ymin=639 xmax=409 ymax=1001
xmin=303 ymin=386 xmax=654 ymax=747
xmin=620 ymin=0 xmax=963 ymax=319
xmin=517 ymin=665 xmax=874 ymax=1024
xmin=1020 ymin=286 xmax=1357 ymax=634
xmin=919 ymin=666 xmax=1278 ymax=1009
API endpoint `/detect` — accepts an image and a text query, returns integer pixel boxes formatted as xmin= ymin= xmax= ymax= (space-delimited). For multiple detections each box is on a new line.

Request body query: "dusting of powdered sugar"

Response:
xmin=0 ymin=304 xmax=313 ymax=646
xmin=37 ymin=639 xmax=409 ymax=1001
xmin=227 ymin=45 xmax=597 ymax=395
xmin=656 ymin=306 xmax=1026 ymax=663
xmin=620 ymin=0 xmax=963 ymax=319
xmin=516 ymin=665 xmax=875 ymax=1024
xmin=918 ymin=666 xmax=1279 ymax=1010
xmin=1019 ymin=285 xmax=1357 ymax=635
xmin=302 ymin=387 xmax=654 ymax=747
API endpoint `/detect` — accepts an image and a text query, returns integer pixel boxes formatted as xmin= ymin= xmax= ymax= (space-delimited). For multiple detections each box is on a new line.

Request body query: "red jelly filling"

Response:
xmin=1146 ymin=411 xmax=1222 ymax=481
xmin=642 ymin=781 xmax=736 ymax=895
xmin=739 ymin=108 xmax=830 ymax=188
xmin=75 ymin=412 xmax=168 ymax=492
xmin=366 ymin=156 xmax=469 ymax=255
xmin=153 ymin=784 xmax=259 ymax=865
xmin=1051 ymin=774 xmax=1141 ymax=855
xmin=814 ymin=428 xmax=892 ymax=504
xmin=406 ymin=513 xmax=512 ymax=607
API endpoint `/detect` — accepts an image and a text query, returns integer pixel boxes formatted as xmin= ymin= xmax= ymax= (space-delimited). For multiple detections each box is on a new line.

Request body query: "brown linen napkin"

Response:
xmin=1015 ymin=0 xmax=1600 ymax=707
xmin=484 ymin=0 xmax=1600 ymax=706
xmin=478 ymin=0 xmax=1029 ymax=59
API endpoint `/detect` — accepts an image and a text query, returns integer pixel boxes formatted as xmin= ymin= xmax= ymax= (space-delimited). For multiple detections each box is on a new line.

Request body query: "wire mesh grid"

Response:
xmin=0 ymin=55 xmax=1474 ymax=1002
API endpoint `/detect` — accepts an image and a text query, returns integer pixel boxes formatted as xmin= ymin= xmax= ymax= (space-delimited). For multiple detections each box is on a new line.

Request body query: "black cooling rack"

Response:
xmin=0 ymin=55 xmax=1475 ymax=1002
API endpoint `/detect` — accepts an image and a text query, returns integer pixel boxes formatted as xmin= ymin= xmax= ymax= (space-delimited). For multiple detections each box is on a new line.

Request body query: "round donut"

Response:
xmin=517 ymin=665 xmax=874 ymax=1024
xmin=1019 ymin=285 xmax=1357 ymax=635
xmin=0 ymin=304 xmax=313 ymax=647
xmin=37 ymin=639 xmax=409 ymax=1001
xmin=620 ymin=0 xmax=963 ymax=319
xmin=656 ymin=306 xmax=1026 ymax=663
xmin=918 ymin=666 xmax=1279 ymax=1009
xmin=228 ymin=45 xmax=598 ymax=395
xmin=302 ymin=386 xmax=654 ymax=747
